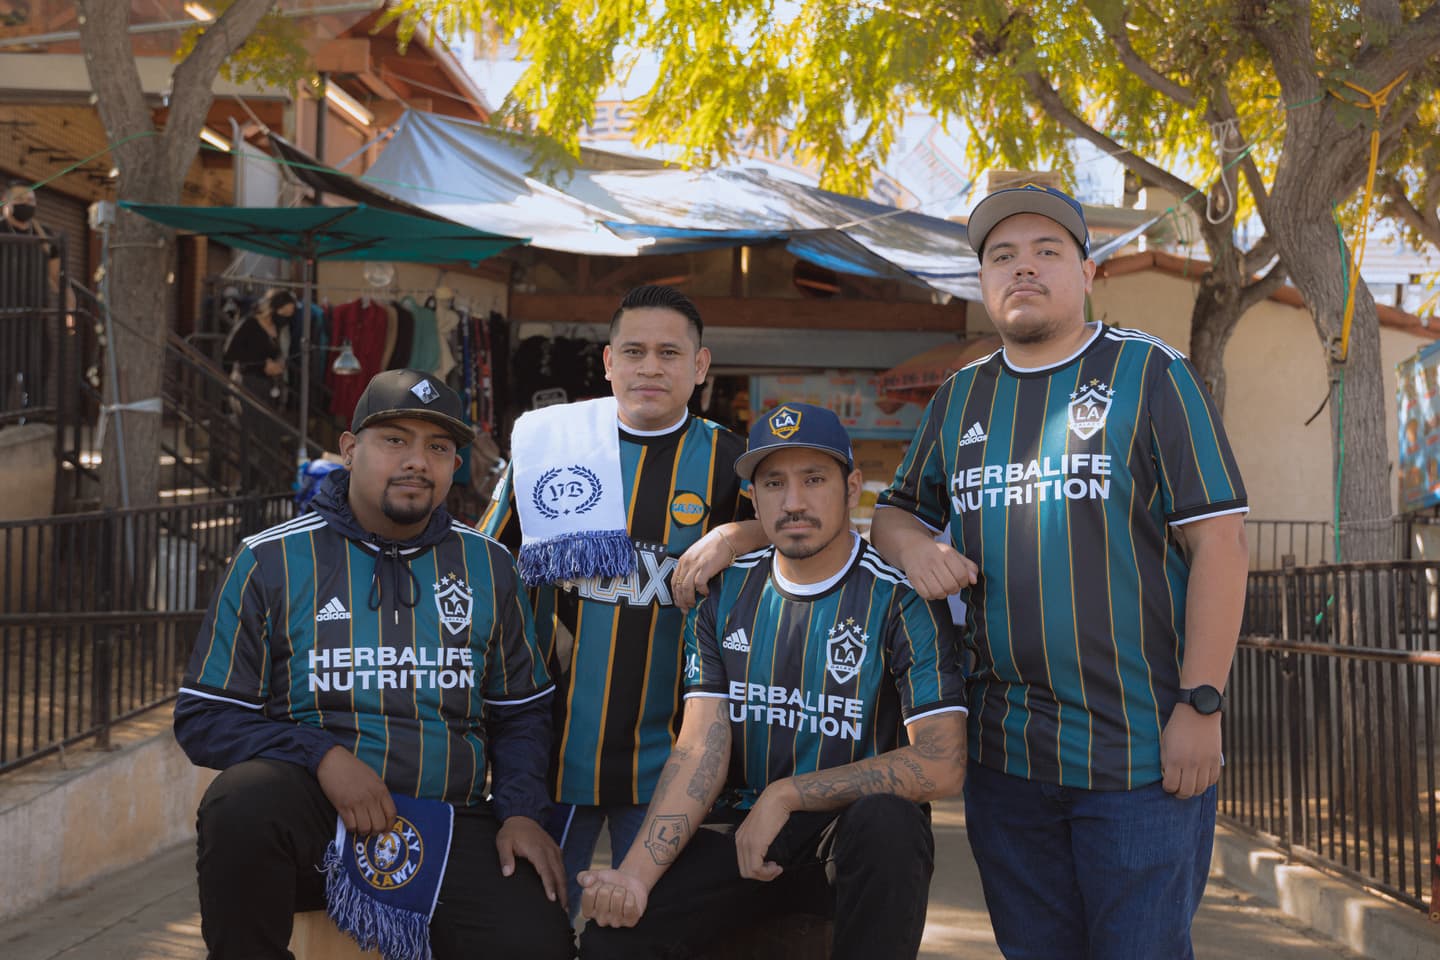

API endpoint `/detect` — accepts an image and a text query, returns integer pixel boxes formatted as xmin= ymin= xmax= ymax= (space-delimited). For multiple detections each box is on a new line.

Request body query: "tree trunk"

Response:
xmin=1187 ymin=266 xmax=1245 ymax=415
xmin=100 ymin=182 xmax=173 ymax=509
xmin=76 ymin=0 xmax=274 ymax=508
xmin=1270 ymin=214 xmax=1392 ymax=562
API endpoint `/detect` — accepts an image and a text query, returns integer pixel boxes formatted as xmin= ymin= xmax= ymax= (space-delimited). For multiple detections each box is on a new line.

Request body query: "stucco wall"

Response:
xmin=1081 ymin=270 xmax=1423 ymax=524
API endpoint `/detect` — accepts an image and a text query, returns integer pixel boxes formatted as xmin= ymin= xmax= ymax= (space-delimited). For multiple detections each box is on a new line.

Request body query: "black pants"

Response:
xmin=580 ymin=794 xmax=935 ymax=960
xmin=195 ymin=758 xmax=575 ymax=960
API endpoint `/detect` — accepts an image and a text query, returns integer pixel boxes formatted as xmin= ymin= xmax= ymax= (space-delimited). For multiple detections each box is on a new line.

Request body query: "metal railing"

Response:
xmin=1224 ymin=560 xmax=1440 ymax=918
xmin=1245 ymin=516 xmax=1440 ymax=570
xmin=0 ymin=493 xmax=293 ymax=773
xmin=161 ymin=330 xmax=317 ymax=499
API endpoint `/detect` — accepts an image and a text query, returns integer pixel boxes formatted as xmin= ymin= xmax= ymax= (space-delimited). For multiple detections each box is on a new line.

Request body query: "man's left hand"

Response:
xmin=1160 ymin=706 xmax=1223 ymax=799
xmin=671 ymin=529 xmax=735 ymax=611
xmin=734 ymin=780 xmax=796 ymax=881
xmin=496 ymin=815 xmax=567 ymax=909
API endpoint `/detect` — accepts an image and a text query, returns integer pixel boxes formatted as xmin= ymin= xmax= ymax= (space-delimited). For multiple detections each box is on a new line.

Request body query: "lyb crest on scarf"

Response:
xmin=510 ymin=397 xmax=636 ymax=586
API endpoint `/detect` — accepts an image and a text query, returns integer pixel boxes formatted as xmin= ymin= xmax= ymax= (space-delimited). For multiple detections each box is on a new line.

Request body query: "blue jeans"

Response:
xmin=963 ymin=761 xmax=1215 ymax=960
xmin=546 ymin=802 xmax=647 ymax=921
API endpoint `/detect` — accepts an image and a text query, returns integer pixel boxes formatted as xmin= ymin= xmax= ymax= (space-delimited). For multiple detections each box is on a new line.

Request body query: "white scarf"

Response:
xmin=511 ymin=397 xmax=634 ymax=586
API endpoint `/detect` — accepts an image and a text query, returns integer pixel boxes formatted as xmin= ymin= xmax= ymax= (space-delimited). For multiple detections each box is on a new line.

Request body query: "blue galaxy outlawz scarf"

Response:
xmin=323 ymin=794 xmax=454 ymax=960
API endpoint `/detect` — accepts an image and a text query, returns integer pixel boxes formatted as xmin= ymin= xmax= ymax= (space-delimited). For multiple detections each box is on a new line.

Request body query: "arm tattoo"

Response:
xmin=651 ymin=744 xmax=691 ymax=803
xmin=791 ymin=720 xmax=962 ymax=809
xmin=642 ymin=814 xmax=690 ymax=865
xmin=685 ymin=717 xmax=729 ymax=802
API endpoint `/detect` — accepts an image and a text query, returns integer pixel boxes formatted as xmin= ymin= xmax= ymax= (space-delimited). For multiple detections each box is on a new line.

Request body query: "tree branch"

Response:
xmin=1355 ymin=2 xmax=1440 ymax=81
xmin=1246 ymin=1 xmax=1319 ymax=104
xmin=1206 ymin=82 xmax=1270 ymax=213
xmin=1021 ymin=70 xmax=1207 ymax=221
xmin=1238 ymin=257 xmax=1289 ymax=314
xmin=1093 ymin=6 xmax=1197 ymax=108
xmin=75 ymin=0 xmax=153 ymax=172
xmin=1241 ymin=234 xmax=1278 ymax=276
xmin=1384 ymin=179 xmax=1440 ymax=249
xmin=163 ymin=0 xmax=274 ymax=183
xmin=1361 ymin=0 xmax=1403 ymax=27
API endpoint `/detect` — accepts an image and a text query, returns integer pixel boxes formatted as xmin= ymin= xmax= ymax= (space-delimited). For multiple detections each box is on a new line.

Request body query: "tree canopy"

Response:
xmin=391 ymin=0 xmax=1440 ymax=559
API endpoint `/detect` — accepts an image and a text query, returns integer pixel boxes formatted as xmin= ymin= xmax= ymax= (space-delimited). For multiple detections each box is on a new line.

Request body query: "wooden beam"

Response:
xmin=311 ymin=39 xmax=373 ymax=75
xmin=509 ymin=294 xmax=967 ymax=332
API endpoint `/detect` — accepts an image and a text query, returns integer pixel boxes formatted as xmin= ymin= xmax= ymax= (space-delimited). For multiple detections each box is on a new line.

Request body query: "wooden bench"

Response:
xmin=289 ymin=912 xmax=379 ymax=960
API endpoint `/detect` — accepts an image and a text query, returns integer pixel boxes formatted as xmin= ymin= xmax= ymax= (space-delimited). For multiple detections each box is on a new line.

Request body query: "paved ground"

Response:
xmin=1 ymin=798 xmax=1367 ymax=960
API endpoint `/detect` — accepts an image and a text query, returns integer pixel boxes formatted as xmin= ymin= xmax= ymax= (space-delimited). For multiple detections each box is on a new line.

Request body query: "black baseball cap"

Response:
xmin=735 ymin=402 xmax=854 ymax=481
xmin=966 ymin=184 xmax=1091 ymax=258
xmin=350 ymin=369 xmax=476 ymax=446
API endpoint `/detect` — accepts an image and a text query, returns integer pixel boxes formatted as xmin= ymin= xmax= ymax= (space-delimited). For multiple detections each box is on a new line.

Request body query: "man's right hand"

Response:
xmin=316 ymin=746 xmax=395 ymax=835
xmin=897 ymin=537 xmax=978 ymax=601
xmin=578 ymin=868 xmax=649 ymax=927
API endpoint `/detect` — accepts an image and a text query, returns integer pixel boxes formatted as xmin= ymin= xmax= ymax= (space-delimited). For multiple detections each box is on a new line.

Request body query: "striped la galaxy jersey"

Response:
xmin=684 ymin=534 xmax=966 ymax=809
xmin=879 ymin=323 xmax=1247 ymax=790
xmin=481 ymin=413 xmax=751 ymax=805
xmin=180 ymin=512 xmax=552 ymax=805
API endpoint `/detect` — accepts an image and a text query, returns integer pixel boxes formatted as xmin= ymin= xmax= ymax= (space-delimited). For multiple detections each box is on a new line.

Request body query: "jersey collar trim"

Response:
xmin=770 ymin=532 xmax=862 ymax=598
xmin=617 ymin=411 xmax=690 ymax=438
xmin=1001 ymin=321 xmax=1102 ymax=376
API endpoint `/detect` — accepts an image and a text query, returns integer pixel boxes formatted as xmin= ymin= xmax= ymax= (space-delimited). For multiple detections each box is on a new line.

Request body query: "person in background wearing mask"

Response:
xmin=1 ymin=181 xmax=65 ymax=411
xmin=1 ymin=181 xmax=60 ymax=299
xmin=223 ymin=288 xmax=296 ymax=490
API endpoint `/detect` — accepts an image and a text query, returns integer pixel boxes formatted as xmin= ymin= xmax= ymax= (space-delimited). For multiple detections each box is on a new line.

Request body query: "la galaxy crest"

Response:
xmin=768 ymin=405 xmax=802 ymax=439
xmin=532 ymin=465 xmax=603 ymax=519
xmin=825 ymin=617 xmax=867 ymax=685
xmin=434 ymin=572 xmax=474 ymax=636
xmin=352 ymin=815 xmax=424 ymax=890
xmin=1068 ymin=379 xmax=1114 ymax=440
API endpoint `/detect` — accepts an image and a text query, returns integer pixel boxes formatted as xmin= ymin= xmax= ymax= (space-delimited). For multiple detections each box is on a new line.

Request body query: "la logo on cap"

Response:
xmin=769 ymin=405 xmax=802 ymax=439
xmin=411 ymin=380 xmax=439 ymax=404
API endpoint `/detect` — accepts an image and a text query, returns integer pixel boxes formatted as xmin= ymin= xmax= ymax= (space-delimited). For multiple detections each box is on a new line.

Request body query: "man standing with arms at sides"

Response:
xmin=871 ymin=185 xmax=1250 ymax=959
xmin=175 ymin=370 xmax=574 ymax=959
xmin=579 ymin=403 xmax=967 ymax=960
xmin=480 ymin=285 xmax=763 ymax=917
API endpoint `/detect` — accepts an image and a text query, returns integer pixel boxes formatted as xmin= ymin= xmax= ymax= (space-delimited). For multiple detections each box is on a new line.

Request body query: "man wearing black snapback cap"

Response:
xmin=578 ymin=402 xmax=966 ymax=960
xmin=874 ymin=184 xmax=1250 ymax=958
xmin=175 ymin=369 xmax=575 ymax=959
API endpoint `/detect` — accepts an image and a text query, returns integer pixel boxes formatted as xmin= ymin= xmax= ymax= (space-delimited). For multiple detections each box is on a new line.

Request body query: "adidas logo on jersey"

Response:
xmin=722 ymin=628 xmax=751 ymax=653
xmin=316 ymin=597 xmax=352 ymax=622
xmin=959 ymin=422 xmax=988 ymax=446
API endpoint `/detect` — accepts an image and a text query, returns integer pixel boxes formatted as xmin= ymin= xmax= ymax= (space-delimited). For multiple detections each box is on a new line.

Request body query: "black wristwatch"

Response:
xmin=1177 ymin=685 xmax=1226 ymax=715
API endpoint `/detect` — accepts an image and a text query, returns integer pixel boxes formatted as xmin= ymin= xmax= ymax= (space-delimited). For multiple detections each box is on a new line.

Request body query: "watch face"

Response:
xmin=1189 ymin=686 xmax=1223 ymax=714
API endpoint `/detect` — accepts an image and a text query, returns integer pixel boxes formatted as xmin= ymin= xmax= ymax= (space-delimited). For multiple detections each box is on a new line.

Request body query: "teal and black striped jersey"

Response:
xmin=481 ymin=413 xmax=752 ymax=805
xmin=180 ymin=513 xmax=552 ymax=805
xmin=684 ymin=534 xmax=966 ymax=809
xmin=879 ymin=323 xmax=1247 ymax=790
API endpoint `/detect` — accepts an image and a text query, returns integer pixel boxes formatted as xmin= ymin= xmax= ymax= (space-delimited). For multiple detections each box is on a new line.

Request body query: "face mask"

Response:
xmin=9 ymin=203 xmax=36 ymax=223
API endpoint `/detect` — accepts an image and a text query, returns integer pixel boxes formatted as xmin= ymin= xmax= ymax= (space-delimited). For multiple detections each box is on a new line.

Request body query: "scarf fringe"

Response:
xmin=518 ymin=528 xmax=635 ymax=587
xmin=323 ymin=841 xmax=433 ymax=960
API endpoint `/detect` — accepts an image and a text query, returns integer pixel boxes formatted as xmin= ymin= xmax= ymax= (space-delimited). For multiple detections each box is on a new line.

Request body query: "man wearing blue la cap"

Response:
xmin=577 ymin=402 xmax=967 ymax=960
xmin=873 ymin=183 xmax=1250 ymax=958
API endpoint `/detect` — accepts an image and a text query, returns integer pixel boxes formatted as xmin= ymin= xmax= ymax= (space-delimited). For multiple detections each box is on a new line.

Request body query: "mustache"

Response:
xmin=1007 ymin=280 xmax=1049 ymax=296
xmin=387 ymin=475 xmax=433 ymax=489
xmin=776 ymin=512 xmax=819 ymax=528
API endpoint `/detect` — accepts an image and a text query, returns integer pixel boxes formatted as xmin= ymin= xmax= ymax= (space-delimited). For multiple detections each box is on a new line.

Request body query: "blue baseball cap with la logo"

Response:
xmin=735 ymin=402 xmax=854 ymax=480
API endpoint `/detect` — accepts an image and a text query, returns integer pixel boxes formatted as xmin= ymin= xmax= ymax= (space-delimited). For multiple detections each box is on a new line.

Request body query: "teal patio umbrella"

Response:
xmin=121 ymin=202 xmax=525 ymax=462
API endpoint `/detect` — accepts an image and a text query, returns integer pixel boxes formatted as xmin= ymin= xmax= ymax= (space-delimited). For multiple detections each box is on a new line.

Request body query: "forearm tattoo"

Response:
xmin=686 ymin=717 xmax=729 ymax=802
xmin=792 ymin=720 xmax=964 ymax=809
xmin=642 ymin=814 xmax=690 ymax=865
xmin=651 ymin=744 xmax=691 ymax=802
